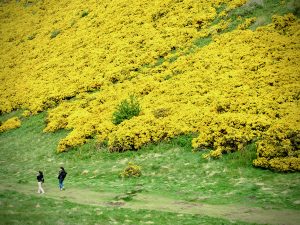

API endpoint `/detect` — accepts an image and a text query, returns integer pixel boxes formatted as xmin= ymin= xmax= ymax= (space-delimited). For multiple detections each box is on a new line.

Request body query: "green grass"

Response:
xmin=0 ymin=112 xmax=299 ymax=212
xmin=50 ymin=29 xmax=60 ymax=39
xmin=81 ymin=10 xmax=89 ymax=18
xmin=193 ymin=37 xmax=212 ymax=48
xmin=224 ymin=0 xmax=299 ymax=31
xmin=27 ymin=33 xmax=37 ymax=41
xmin=0 ymin=110 xmax=23 ymax=123
xmin=1 ymin=190 xmax=254 ymax=225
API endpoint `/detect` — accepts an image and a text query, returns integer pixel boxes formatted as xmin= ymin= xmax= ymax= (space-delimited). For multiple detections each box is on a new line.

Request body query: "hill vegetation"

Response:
xmin=0 ymin=113 xmax=300 ymax=224
xmin=0 ymin=0 xmax=300 ymax=171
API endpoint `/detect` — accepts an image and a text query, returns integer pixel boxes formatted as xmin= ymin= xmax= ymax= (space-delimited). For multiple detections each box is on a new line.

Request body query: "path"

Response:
xmin=1 ymin=182 xmax=300 ymax=225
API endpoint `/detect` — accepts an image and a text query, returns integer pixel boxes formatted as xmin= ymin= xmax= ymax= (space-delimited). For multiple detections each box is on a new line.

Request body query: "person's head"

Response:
xmin=38 ymin=171 xmax=43 ymax=175
xmin=60 ymin=167 xmax=64 ymax=171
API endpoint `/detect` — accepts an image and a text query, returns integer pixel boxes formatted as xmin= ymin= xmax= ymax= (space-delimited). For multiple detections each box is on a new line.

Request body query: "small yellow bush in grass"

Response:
xmin=0 ymin=117 xmax=21 ymax=133
xmin=120 ymin=162 xmax=142 ymax=178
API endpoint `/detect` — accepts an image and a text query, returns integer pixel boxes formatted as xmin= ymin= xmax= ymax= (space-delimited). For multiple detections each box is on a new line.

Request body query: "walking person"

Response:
xmin=37 ymin=171 xmax=45 ymax=194
xmin=58 ymin=167 xmax=67 ymax=191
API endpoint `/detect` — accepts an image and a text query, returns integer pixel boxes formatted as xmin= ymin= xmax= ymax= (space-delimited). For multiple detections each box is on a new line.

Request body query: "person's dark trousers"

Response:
xmin=59 ymin=179 xmax=64 ymax=190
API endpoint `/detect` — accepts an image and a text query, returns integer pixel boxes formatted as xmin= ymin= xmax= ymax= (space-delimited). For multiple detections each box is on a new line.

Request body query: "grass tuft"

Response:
xmin=50 ymin=29 xmax=60 ymax=39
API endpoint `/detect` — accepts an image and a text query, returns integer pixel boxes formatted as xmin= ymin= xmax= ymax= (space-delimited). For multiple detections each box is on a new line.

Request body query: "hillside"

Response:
xmin=0 ymin=0 xmax=300 ymax=171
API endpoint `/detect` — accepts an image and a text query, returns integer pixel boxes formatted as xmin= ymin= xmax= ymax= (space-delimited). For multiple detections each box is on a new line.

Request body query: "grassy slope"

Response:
xmin=1 ymin=190 xmax=258 ymax=225
xmin=0 ymin=112 xmax=299 ymax=224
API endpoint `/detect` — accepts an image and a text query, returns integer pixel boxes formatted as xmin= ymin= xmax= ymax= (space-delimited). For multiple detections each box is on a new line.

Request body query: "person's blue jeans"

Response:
xmin=59 ymin=179 xmax=64 ymax=190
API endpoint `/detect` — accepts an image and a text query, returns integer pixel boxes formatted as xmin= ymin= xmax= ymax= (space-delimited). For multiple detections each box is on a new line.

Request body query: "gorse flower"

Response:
xmin=0 ymin=117 xmax=21 ymax=133
xmin=0 ymin=1 xmax=299 ymax=171
xmin=119 ymin=162 xmax=142 ymax=178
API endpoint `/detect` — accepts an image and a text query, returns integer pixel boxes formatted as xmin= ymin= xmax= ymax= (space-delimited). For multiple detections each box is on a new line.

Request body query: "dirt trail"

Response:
xmin=1 ymin=182 xmax=300 ymax=225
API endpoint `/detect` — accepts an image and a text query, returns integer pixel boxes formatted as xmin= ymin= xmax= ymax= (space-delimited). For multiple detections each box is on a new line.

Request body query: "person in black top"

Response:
xmin=37 ymin=171 xmax=45 ymax=194
xmin=58 ymin=167 xmax=67 ymax=191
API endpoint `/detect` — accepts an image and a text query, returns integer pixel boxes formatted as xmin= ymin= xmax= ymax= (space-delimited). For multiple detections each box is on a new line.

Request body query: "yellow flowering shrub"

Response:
xmin=0 ymin=0 xmax=244 ymax=114
xmin=0 ymin=1 xmax=299 ymax=171
xmin=120 ymin=162 xmax=142 ymax=178
xmin=57 ymin=129 xmax=88 ymax=152
xmin=0 ymin=117 xmax=21 ymax=133
xmin=192 ymin=113 xmax=271 ymax=159
xmin=237 ymin=17 xmax=256 ymax=30
xmin=272 ymin=13 xmax=297 ymax=31
xmin=254 ymin=110 xmax=300 ymax=171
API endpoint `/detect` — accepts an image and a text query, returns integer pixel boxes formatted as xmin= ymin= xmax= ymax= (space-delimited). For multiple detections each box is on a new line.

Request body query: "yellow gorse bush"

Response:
xmin=253 ymin=109 xmax=300 ymax=172
xmin=0 ymin=0 xmax=246 ymax=114
xmin=0 ymin=1 xmax=299 ymax=171
xmin=237 ymin=17 xmax=256 ymax=30
xmin=119 ymin=162 xmax=142 ymax=178
xmin=0 ymin=117 xmax=21 ymax=133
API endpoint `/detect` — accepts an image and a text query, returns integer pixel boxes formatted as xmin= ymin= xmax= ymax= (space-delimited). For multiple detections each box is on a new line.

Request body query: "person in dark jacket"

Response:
xmin=37 ymin=171 xmax=45 ymax=194
xmin=58 ymin=167 xmax=67 ymax=190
